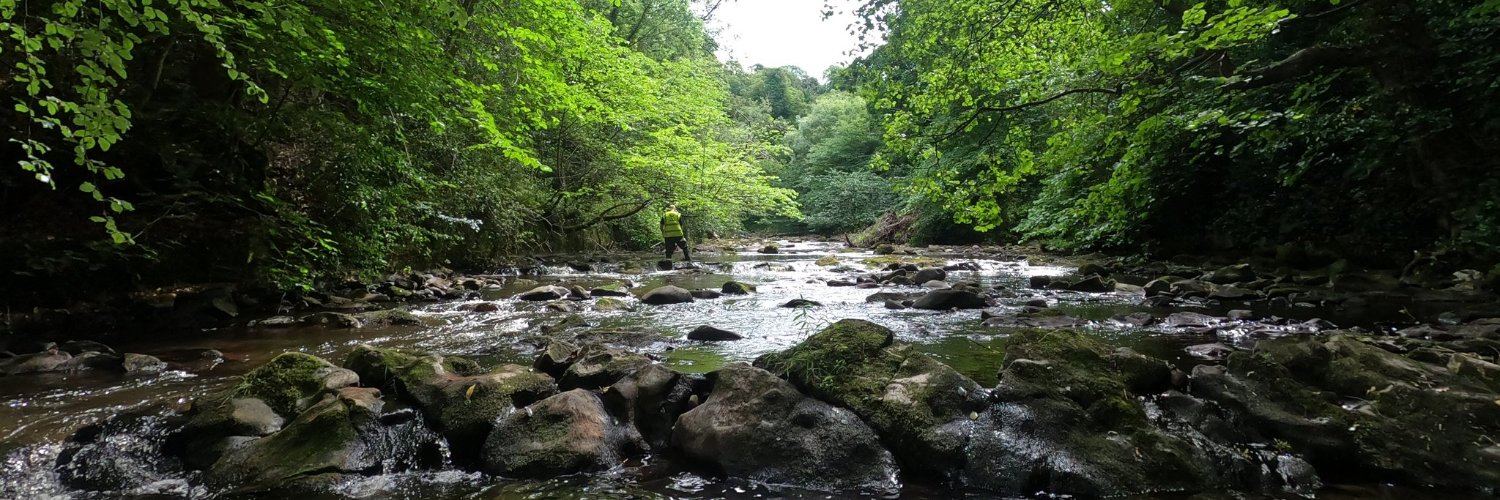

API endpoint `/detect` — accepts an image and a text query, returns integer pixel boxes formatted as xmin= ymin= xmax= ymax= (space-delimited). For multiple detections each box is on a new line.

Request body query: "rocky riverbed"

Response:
xmin=2 ymin=240 xmax=1498 ymax=498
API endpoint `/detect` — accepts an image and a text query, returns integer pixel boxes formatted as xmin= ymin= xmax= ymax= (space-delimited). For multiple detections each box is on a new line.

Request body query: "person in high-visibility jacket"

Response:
xmin=661 ymin=204 xmax=690 ymax=261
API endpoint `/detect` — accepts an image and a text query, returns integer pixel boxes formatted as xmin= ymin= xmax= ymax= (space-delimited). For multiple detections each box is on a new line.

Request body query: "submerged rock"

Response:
xmin=673 ymin=364 xmax=898 ymax=492
xmin=781 ymin=298 xmax=823 ymax=308
xmin=912 ymin=289 xmax=987 ymax=310
xmin=687 ymin=325 xmax=742 ymax=341
xmin=516 ymin=285 xmax=571 ymax=301
xmin=482 ymin=389 xmax=638 ymax=478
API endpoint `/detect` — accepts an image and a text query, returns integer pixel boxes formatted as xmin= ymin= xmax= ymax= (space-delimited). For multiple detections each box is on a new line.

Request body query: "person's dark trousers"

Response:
xmin=664 ymin=237 xmax=690 ymax=260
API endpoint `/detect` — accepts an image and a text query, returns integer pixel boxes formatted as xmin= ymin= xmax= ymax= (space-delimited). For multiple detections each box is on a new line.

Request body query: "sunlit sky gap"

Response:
xmin=701 ymin=0 xmax=871 ymax=81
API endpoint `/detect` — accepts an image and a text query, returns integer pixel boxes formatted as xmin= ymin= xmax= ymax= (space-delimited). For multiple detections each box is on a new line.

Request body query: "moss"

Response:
xmin=231 ymin=352 xmax=340 ymax=417
xmin=815 ymin=256 xmax=840 ymax=266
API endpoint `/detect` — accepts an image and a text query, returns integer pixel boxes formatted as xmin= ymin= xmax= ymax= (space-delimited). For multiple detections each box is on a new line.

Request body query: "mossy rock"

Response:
xmin=965 ymin=329 xmax=1238 ymax=496
xmin=720 ymin=281 xmax=755 ymax=295
xmin=814 ymin=256 xmax=840 ymax=266
xmin=755 ymin=319 xmax=983 ymax=478
xmin=593 ymin=297 xmax=631 ymax=312
xmin=481 ymin=389 xmax=638 ymax=478
xmin=1201 ymin=334 xmax=1500 ymax=490
xmin=560 ymin=346 xmax=652 ymax=390
xmin=342 ymin=345 xmax=556 ymax=462
xmin=206 ymin=388 xmax=382 ymax=491
xmin=231 ymin=352 xmax=358 ymax=418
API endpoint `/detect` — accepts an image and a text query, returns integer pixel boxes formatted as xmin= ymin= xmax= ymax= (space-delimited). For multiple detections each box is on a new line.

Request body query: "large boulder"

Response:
xmin=1190 ymin=334 xmax=1500 ymax=490
xmin=482 ymin=389 xmax=639 ymax=477
xmin=559 ymin=346 xmax=652 ymax=390
xmin=206 ymin=387 xmax=440 ymax=492
xmin=672 ymin=364 xmax=898 ymax=492
xmin=229 ymin=352 xmax=360 ymax=418
xmin=0 ymin=349 xmax=73 ymax=375
xmin=911 ymin=267 xmax=947 ymax=285
xmin=755 ymin=319 xmax=986 ymax=479
xmin=640 ymin=285 xmax=694 ymax=305
xmin=601 ymin=364 xmax=703 ymax=449
xmin=343 ymin=345 xmax=556 ymax=461
xmin=964 ymin=329 xmax=1282 ymax=496
xmin=911 ymin=289 xmax=988 ymax=310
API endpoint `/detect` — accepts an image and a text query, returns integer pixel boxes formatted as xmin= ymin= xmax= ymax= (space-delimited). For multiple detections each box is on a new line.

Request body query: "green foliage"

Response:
xmin=2 ymin=0 xmax=799 ymax=293
xmin=847 ymin=0 xmax=1500 ymax=263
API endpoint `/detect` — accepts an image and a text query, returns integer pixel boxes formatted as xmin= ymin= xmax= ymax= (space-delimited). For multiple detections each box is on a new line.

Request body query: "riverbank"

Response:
xmin=2 ymin=238 xmax=1497 ymax=498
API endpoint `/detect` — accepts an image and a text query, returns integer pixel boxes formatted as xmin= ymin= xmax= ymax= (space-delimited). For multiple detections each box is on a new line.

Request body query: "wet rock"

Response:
xmin=63 ymin=351 xmax=124 ymax=371
xmin=690 ymin=289 xmax=723 ymax=300
xmin=560 ymin=346 xmax=652 ymax=390
xmin=1204 ymin=263 xmax=1255 ymax=284
xmin=912 ymin=267 xmax=947 ymax=284
xmin=253 ymin=316 xmax=299 ymax=328
xmin=0 ymin=349 xmax=73 ymax=375
xmin=206 ymin=388 xmax=393 ymax=490
xmin=865 ymin=292 xmax=922 ymax=303
xmin=354 ymin=309 xmax=422 ymax=327
xmin=1185 ymin=343 xmax=1235 ymax=360
xmin=533 ymin=340 xmax=582 ymax=377
xmin=1169 ymin=279 xmax=1212 ymax=298
xmin=641 ymin=285 xmax=694 ymax=305
xmin=602 ymin=364 xmax=700 ymax=449
xmin=122 ymin=353 xmax=166 ymax=374
xmin=299 ymin=312 xmax=362 ymax=328
xmin=227 ymin=352 xmax=358 ymax=418
xmin=884 ymin=300 xmax=907 ymax=310
xmin=673 ymin=364 xmax=898 ymax=492
xmin=516 ymin=285 xmax=571 ymax=301
xmin=1163 ymin=312 xmax=1221 ymax=329
xmin=172 ymin=396 xmax=286 ymax=469
xmin=967 ymin=330 xmax=1239 ymax=496
xmin=1063 ymin=275 xmax=1116 ymax=292
xmin=1208 ymin=286 xmax=1258 ymax=301
xmin=1024 ymin=298 xmax=1049 ymax=308
xmin=1028 ymin=276 xmax=1053 ymax=289
xmin=874 ymin=244 xmax=897 ymax=255
xmin=921 ymin=280 xmax=952 ymax=289
xmin=590 ymin=283 xmax=631 ymax=297
xmin=758 ymin=244 xmax=780 ymax=254
xmin=687 ymin=325 xmax=742 ymax=341
xmin=1191 ymin=334 xmax=1500 ymax=490
xmin=720 ymin=281 xmax=755 ymax=295
xmin=1111 ymin=312 xmax=1155 ymax=327
xmin=471 ymin=302 xmax=502 ymax=313
xmin=755 ymin=319 xmax=985 ymax=479
xmin=1142 ymin=278 xmax=1174 ymax=297
xmin=545 ymin=301 xmax=583 ymax=314
xmin=912 ymin=289 xmax=987 ymax=310
xmin=593 ymin=297 xmax=631 ymax=312
xmin=482 ymin=389 xmax=638 ymax=477
xmin=781 ymin=298 xmax=823 ymax=308
xmin=815 ymin=256 xmax=840 ymax=266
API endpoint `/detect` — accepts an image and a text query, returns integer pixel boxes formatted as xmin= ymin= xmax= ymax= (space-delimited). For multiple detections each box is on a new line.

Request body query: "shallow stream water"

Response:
xmin=0 ymin=241 xmax=1475 ymax=499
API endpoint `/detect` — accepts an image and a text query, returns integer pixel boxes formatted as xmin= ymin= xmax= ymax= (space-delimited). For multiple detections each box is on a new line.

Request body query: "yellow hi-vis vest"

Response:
xmin=661 ymin=210 xmax=684 ymax=238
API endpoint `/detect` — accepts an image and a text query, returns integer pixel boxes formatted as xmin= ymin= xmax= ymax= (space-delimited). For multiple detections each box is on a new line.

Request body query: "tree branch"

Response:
xmin=1222 ymin=46 xmax=1376 ymax=90
xmin=558 ymin=199 xmax=653 ymax=232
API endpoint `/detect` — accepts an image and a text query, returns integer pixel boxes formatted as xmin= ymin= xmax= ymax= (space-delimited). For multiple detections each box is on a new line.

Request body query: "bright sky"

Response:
xmin=705 ymin=0 xmax=869 ymax=81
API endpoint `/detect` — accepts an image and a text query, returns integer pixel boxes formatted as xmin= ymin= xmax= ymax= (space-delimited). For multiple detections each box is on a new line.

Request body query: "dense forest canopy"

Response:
xmin=3 ymin=0 xmax=1498 ymax=301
